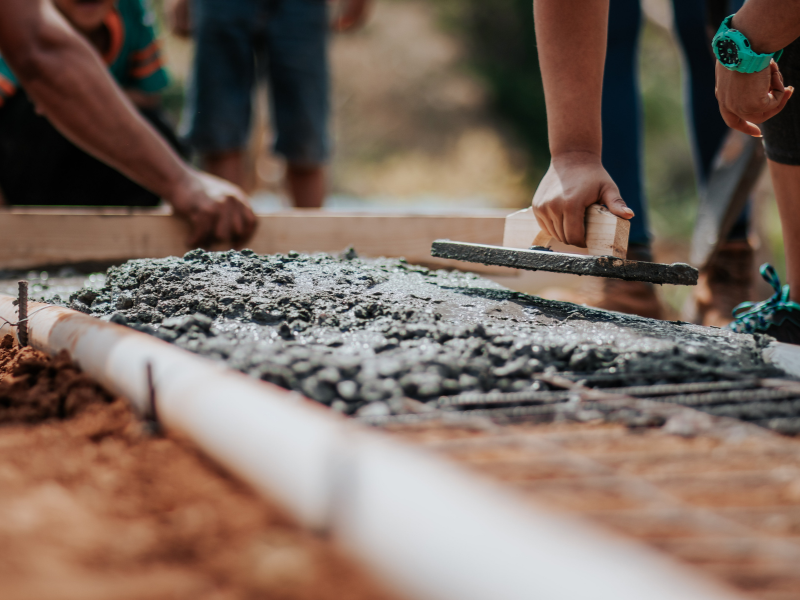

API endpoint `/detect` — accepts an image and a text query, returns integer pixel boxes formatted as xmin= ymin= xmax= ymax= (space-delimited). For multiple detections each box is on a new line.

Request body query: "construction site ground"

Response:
xmin=4 ymin=249 xmax=800 ymax=598
xmin=0 ymin=338 xmax=397 ymax=600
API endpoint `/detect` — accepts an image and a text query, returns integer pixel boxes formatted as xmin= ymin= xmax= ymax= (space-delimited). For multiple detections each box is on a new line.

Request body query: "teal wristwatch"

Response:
xmin=713 ymin=15 xmax=783 ymax=73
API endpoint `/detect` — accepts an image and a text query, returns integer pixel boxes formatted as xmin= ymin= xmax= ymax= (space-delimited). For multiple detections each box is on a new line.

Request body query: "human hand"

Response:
xmin=532 ymin=152 xmax=632 ymax=248
xmin=169 ymin=170 xmax=258 ymax=248
xmin=332 ymin=0 xmax=371 ymax=32
xmin=167 ymin=0 xmax=192 ymax=38
xmin=716 ymin=60 xmax=793 ymax=137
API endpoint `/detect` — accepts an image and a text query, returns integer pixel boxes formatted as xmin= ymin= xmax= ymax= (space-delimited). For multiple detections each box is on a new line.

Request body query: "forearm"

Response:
xmin=0 ymin=1 xmax=192 ymax=201
xmin=533 ymin=0 xmax=609 ymax=158
xmin=731 ymin=0 xmax=800 ymax=54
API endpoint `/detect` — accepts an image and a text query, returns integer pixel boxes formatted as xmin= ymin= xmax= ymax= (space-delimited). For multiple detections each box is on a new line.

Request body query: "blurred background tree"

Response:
xmin=439 ymin=0 xmax=549 ymax=170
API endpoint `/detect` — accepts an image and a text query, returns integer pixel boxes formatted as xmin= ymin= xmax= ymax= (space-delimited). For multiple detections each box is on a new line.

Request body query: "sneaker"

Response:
xmin=682 ymin=239 xmax=754 ymax=328
xmin=579 ymin=244 xmax=665 ymax=320
xmin=728 ymin=264 xmax=800 ymax=345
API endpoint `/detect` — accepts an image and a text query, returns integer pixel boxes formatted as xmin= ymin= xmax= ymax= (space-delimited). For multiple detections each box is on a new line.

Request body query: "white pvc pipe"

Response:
xmin=0 ymin=295 xmax=744 ymax=600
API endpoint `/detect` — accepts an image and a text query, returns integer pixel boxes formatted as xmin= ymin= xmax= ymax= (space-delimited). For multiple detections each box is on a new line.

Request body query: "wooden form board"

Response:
xmin=0 ymin=209 xmax=515 ymax=274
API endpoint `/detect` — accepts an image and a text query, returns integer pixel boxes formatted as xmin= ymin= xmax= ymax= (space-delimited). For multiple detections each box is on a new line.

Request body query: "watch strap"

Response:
xmin=714 ymin=14 xmax=783 ymax=74
xmin=738 ymin=52 xmax=776 ymax=74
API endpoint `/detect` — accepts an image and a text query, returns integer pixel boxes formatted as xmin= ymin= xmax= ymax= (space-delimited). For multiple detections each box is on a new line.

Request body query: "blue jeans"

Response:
xmin=602 ymin=0 xmax=747 ymax=246
xmin=182 ymin=0 xmax=330 ymax=165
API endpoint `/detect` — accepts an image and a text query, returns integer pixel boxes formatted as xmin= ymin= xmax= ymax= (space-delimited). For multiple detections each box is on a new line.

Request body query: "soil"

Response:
xmin=0 ymin=337 xmax=398 ymax=600
xmin=63 ymin=249 xmax=778 ymax=417
xmin=0 ymin=335 xmax=112 ymax=424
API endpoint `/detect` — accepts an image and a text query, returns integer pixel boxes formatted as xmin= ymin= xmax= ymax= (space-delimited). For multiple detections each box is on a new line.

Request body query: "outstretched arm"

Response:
xmin=531 ymin=0 xmax=633 ymax=248
xmin=0 ymin=0 xmax=256 ymax=247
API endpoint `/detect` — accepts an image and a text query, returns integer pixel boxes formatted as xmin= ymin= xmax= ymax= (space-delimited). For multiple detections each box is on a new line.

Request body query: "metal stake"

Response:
xmin=144 ymin=362 xmax=161 ymax=435
xmin=17 ymin=281 xmax=28 ymax=347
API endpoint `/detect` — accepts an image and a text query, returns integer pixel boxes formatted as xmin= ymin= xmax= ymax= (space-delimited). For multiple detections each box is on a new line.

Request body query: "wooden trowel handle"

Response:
xmin=504 ymin=204 xmax=630 ymax=259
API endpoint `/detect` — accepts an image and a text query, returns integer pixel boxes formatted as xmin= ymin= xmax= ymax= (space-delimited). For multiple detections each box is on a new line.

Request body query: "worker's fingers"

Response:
xmin=600 ymin=188 xmax=634 ymax=220
xmin=550 ymin=208 xmax=568 ymax=246
xmin=532 ymin=213 xmax=551 ymax=245
xmin=232 ymin=194 xmax=258 ymax=244
xmin=240 ymin=203 xmax=258 ymax=242
xmin=214 ymin=201 xmax=234 ymax=245
xmin=534 ymin=210 xmax=558 ymax=245
xmin=753 ymin=86 xmax=792 ymax=122
xmin=187 ymin=210 xmax=214 ymax=249
xmin=227 ymin=199 xmax=243 ymax=241
xmin=563 ymin=208 xmax=586 ymax=248
xmin=228 ymin=199 xmax=254 ymax=248
xmin=538 ymin=208 xmax=560 ymax=243
xmin=761 ymin=86 xmax=794 ymax=121
xmin=720 ymin=106 xmax=762 ymax=137
xmin=752 ymin=90 xmax=784 ymax=117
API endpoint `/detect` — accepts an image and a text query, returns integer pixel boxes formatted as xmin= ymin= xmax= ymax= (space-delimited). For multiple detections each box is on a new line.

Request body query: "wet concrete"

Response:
xmin=62 ymin=249 xmax=774 ymax=415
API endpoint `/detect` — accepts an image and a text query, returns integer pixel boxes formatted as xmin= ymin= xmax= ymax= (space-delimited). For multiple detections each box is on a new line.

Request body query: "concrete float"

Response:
xmin=0 ymin=293 xmax=754 ymax=600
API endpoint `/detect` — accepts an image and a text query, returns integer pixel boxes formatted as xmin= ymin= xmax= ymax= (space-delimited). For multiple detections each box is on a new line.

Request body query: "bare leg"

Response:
xmin=287 ymin=163 xmax=325 ymax=208
xmin=202 ymin=150 xmax=246 ymax=189
xmin=767 ymin=159 xmax=800 ymax=301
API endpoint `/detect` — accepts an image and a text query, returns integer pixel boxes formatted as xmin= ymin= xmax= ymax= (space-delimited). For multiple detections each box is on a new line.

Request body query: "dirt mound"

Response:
xmin=0 ymin=334 xmax=112 ymax=424
xmin=0 ymin=340 xmax=396 ymax=600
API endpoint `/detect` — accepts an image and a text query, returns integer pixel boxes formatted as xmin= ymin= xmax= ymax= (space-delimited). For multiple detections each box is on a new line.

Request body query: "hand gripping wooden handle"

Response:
xmin=503 ymin=204 xmax=631 ymax=259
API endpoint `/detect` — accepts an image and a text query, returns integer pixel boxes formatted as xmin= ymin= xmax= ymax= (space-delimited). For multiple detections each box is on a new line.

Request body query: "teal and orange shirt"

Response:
xmin=0 ymin=0 xmax=169 ymax=107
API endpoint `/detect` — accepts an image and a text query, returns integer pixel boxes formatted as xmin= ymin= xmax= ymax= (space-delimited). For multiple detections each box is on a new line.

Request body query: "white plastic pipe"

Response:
xmin=0 ymin=295 xmax=744 ymax=600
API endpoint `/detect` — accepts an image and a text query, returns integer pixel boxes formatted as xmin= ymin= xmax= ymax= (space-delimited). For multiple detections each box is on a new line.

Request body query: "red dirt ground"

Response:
xmin=0 ymin=336 xmax=397 ymax=600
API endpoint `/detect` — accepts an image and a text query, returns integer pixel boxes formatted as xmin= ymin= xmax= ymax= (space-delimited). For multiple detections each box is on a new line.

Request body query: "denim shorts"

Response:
xmin=182 ymin=0 xmax=330 ymax=165
xmin=762 ymin=37 xmax=800 ymax=165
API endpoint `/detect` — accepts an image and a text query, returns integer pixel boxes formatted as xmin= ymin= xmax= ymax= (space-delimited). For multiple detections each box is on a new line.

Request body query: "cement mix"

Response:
xmin=56 ymin=249 xmax=778 ymax=417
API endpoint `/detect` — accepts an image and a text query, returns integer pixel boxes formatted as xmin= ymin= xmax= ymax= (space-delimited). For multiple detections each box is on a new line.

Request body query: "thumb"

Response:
xmin=600 ymin=187 xmax=634 ymax=220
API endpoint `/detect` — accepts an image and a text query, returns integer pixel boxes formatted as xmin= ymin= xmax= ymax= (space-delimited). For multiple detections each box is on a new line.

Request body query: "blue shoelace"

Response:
xmin=729 ymin=264 xmax=800 ymax=334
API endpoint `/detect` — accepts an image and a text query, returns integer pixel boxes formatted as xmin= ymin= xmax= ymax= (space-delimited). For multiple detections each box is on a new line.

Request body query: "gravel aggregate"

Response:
xmin=62 ymin=249 xmax=776 ymax=415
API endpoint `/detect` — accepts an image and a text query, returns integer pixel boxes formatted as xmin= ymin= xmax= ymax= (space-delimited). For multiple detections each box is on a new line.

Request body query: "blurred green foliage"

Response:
xmin=438 ymin=0 xmax=549 ymax=175
xmin=637 ymin=20 xmax=698 ymax=242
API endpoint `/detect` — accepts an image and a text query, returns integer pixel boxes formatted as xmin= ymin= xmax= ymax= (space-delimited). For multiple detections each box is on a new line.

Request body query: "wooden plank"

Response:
xmin=503 ymin=205 xmax=629 ymax=259
xmin=0 ymin=209 xmax=515 ymax=274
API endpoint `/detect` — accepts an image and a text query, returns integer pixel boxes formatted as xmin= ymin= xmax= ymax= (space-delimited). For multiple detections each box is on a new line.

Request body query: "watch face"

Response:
xmin=716 ymin=38 xmax=740 ymax=66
